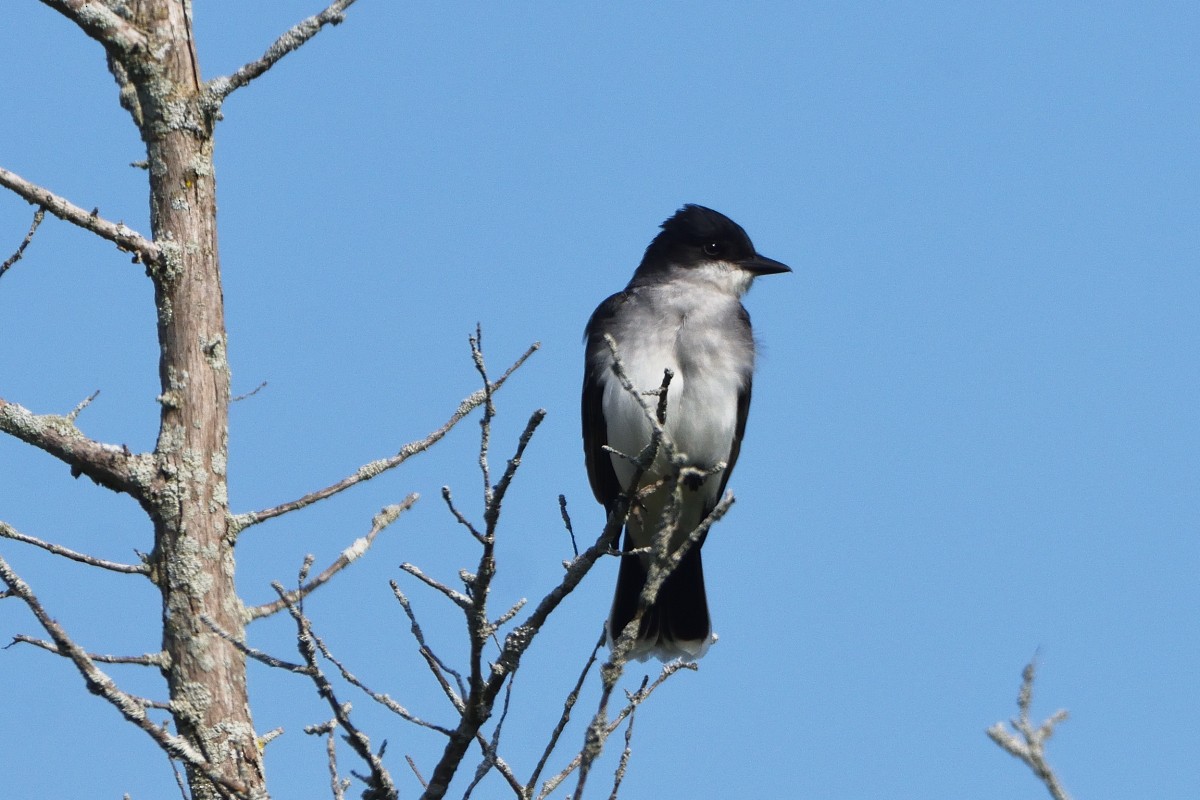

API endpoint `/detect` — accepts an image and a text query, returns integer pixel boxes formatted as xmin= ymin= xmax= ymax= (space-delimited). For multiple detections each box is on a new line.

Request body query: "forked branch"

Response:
xmin=987 ymin=659 xmax=1073 ymax=800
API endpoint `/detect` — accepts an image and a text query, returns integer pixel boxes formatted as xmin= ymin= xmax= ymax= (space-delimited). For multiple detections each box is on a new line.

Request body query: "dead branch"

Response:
xmin=245 ymin=497 xmax=418 ymax=621
xmin=8 ymin=634 xmax=168 ymax=667
xmin=0 ymin=205 xmax=45 ymax=280
xmin=231 ymin=342 xmax=538 ymax=534
xmin=0 ymin=554 xmax=247 ymax=798
xmin=305 ymin=719 xmax=352 ymax=800
xmin=307 ymin=622 xmax=456 ymax=737
xmin=537 ymin=661 xmax=695 ymax=800
xmin=0 ymin=165 xmax=161 ymax=264
xmin=204 ymin=0 xmax=361 ymax=107
xmin=987 ymin=659 xmax=1073 ymax=800
xmin=526 ymin=630 xmax=606 ymax=797
xmin=274 ymin=581 xmax=397 ymax=800
xmin=0 ymin=520 xmax=149 ymax=575
xmin=38 ymin=0 xmax=150 ymax=59
xmin=0 ymin=397 xmax=148 ymax=498
xmin=392 ymin=581 xmax=468 ymax=711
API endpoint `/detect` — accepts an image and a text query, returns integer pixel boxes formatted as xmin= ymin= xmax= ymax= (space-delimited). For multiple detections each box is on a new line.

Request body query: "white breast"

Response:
xmin=598 ymin=278 xmax=753 ymax=496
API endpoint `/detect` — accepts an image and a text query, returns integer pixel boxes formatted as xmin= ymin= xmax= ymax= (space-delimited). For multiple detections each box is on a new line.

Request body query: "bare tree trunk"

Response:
xmin=124 ymin=3 xmax=263 ymax=797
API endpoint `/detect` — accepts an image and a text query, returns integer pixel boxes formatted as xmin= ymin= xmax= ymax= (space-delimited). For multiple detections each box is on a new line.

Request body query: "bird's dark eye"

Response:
xmin=702 ymin=241 xmax=722 ymax=257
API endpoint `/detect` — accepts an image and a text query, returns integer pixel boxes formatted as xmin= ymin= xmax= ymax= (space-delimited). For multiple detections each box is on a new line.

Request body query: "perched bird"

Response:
xmin=582 ymin=204 xmax=790 ymax=660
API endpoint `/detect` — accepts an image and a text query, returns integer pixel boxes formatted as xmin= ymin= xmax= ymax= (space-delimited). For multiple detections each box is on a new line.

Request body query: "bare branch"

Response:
xmin=0 ymin=206 xmax=45 ymax=281
xmin=65 ymin=389 xmax=101 ymax=422
xmin=8 ymin=634 xmax=168 ymax=667
xmin=607 ymin=679 xmax=645 ymax=800
xmin=37 ymin=0 xmax=150 ymax=59
xmin=245 ymin=497 xmax=418 ymax=621
xmin=558 ymin=494 xmax=579 ymax=558
xmin=987 ymin=659 xmax=1073 ymax=800
xmin=391 ymin=581 xmax=467 ymax=711
xmin=537 ymin=660 xmax=695 ymax=800
xmin=526 ymin=630 xmax=605 ymax=796
xmin=442 ymin=486 xmax=485 ymax=544
xmin=307 ymin=622 xmax=455 ymax=737
xmin=0 ymin=396 xmax=147 ymax=497
xmin=485 ymin=408 xmax=547 ymax=537
xmin=0 ymin=555 xmax=247 ymax=797
xmin=406 ymin=755 xmax=428 ymax=789
xmin=273 ymin=582 xmax=398 ymax=800
xmin=231 ymin=342 xmax=538 ymax=533
xmin=199 ymin=614 xmax=311 ymax=674
xmin=400 ymin=563 xmax=473 ymax=610
xmin=204 ymin=0 xmax=360 ymax=106
xmin=0 ymin=165 xmax=161 ymax=264
xmin=0 ymin=520 xmax=149 ymax=575
xmin=231 ymin=381 xmax=268 ymax=402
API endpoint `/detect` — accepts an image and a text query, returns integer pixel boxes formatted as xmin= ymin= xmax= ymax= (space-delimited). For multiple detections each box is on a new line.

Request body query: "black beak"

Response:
xmin=742 ymin=253 xmax=792 ymax=276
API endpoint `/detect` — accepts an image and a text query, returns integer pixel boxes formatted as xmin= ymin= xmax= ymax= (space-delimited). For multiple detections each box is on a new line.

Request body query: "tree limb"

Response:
xmin=8 ymin=634 xmax=168 ymax=667
xmin=244 ymin=496 xmax=418 ymax=621
xmin=230 ymin=342 xmax=538 ymax=534
xmin=204 ymin=0 xmax=360 ymax=107
xmin=0 ymin=396 xmax=148 ymax=498
xmin=37 ymin=0 xmax=150 ymax=59
xmin=0 ymin=520 xmax=149 ymax=575
xmin=0 ymin=165 xmax=161 ymax=265
xmin=0 ymin=554 xmax=247 ymax=798
xmin=987 ymin=659 xmax=1073 ymax=800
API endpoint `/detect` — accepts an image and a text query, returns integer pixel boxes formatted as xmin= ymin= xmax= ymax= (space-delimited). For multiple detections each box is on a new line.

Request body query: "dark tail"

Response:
xmin=608 ymin=530 xmax=711 ymax=661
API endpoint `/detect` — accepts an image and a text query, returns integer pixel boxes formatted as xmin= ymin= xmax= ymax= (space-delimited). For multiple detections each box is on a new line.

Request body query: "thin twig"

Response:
xmin=406 ymin=755 xmax=428 ymax=789
xmin=442 ymin=486 xmax=485 ymax=543
xmin=526 ymin=630 xmax=605 ymax=796
xmin=232 ymin=343 xmax=538 ymax=533
xmin=391 ymin=582 xmax=467 ymax=710
xmin=305 ymin=719 xmax=351 ymax=800
xmin=0 ymin=520 xmax=149 ymax=575
xmin=308 ymin=625 xmax=455 ymax=736
xmin=245 ymin=497 xmax=418 ymax=621
xmin=199 ymin=615 xmax=311 ymax=674
xmin=987 ymin=659 xmax=1073 ymax=800
xmin=0 ymin=206 xmax=45 ymax=280
xmin=400 ymin=563 xmax=473 ymax=610
xmin=470 ymin=326 xmax=495 ymax=510
xmin=537 ymin=660 xmax=695 ymax=800
xmin=274 ymin=582 xmax=397 ymax=800
xmin=0 ymin=555 xmax=247 ymax=797
xmin=204 ymin=0 xmax=361 ymax=106
xmin=558 ymin=494 xmax=579 ymax=558
xmin=65 ymin=390 xmax=101 ymax=422
xmin=607 ymin=679 xmax=647 ymax=800
xmin=0 ymin=165 xmax=160 ymax=264
xmin=485 ymin=409 xmax=547 ymax=537
xmin=231 ymin=381 xmax=268 ymax=402
xmin=7 ymin=634 xmax=168 ymax=667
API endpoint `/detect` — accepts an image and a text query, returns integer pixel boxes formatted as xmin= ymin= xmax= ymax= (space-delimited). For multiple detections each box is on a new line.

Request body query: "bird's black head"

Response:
xmin=632 ymin=204 xmax=790 ymax=288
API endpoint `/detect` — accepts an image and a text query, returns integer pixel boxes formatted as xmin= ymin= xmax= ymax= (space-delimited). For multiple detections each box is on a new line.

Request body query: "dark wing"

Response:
xmin=714 ymin=378 xmax=751 ymax=508
xmin=582 ymin=292 xmax=629 ymax=511
xmin=712 ymin=304 xmax=755 ymax=510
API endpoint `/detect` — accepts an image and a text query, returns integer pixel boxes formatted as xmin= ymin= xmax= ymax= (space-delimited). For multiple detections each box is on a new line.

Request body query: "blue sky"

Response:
xmin=2 ymin=2 xmax=1198 ymax=798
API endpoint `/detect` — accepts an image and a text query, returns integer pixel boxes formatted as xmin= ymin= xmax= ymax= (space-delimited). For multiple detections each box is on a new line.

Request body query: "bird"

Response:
xmin=582 ymin=204 xmax=790 ymax=661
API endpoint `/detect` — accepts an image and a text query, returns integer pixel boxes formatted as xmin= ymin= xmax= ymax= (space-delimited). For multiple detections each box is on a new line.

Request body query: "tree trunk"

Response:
xmin=127 ymin=3 xmax=265 ymax=797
